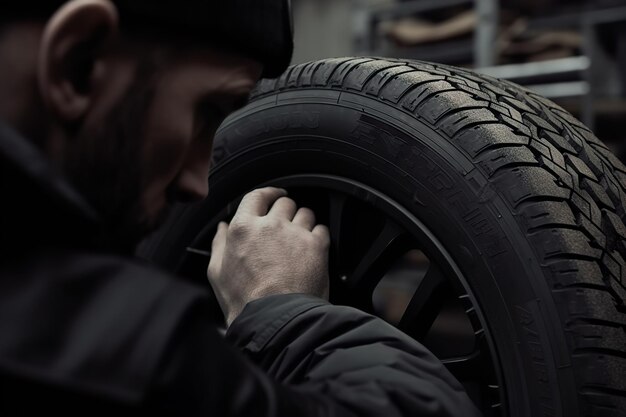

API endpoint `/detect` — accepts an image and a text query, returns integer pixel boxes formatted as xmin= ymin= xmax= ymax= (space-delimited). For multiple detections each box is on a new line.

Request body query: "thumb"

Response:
xmin=207 ymin=221 xmax=228 ymax=282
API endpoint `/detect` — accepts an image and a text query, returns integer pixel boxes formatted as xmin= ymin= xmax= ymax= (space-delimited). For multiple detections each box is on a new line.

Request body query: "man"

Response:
xmin=0 ymin=0 xmax=480 ymax=415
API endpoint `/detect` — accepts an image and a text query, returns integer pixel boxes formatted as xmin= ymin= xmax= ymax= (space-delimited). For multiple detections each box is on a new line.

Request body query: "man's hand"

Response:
xmin=207 ymin=187 xmax=330 ymax=327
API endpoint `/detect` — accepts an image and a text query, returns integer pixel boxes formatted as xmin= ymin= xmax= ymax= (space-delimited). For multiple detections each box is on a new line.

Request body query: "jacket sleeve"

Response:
xmin=226 ymin=294 xmax=481 ymax=417
xmin=145 ymin=293 xmax=480 ymax=417
xmin=143 ymin=299 xmax=336 ymax=416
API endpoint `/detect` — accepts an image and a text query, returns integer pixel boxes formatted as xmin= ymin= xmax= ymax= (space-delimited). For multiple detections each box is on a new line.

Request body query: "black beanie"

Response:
xmin=2 ymin=0 xmax=294 ymax=78
xmin=115 ymin=1 xmax=294 ymax=78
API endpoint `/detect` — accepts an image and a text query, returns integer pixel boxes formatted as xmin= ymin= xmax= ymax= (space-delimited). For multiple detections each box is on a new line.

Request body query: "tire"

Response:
xmin=140 ymin=57 xmax=626 ymax=416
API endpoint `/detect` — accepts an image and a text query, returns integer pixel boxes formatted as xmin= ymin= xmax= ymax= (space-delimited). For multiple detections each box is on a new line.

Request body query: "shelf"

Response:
xmin=377 ymin=38 xmax=475 ymax=65
xmin=476 ymin=56 xmax=590 ymax=80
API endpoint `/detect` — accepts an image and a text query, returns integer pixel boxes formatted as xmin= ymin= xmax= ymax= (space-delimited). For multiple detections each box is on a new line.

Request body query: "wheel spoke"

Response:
xmin=185 ymin=247 xmax=211 ymax=258
xmin=440 ymin=349 xmax=483 ymax=381
xmin=328 ymin=191 xmax=347 ymax=262
xmin=346 ymin=219 xmax=408 ymax=305
xmin=398 ymin=263 xmax=447 ymax=339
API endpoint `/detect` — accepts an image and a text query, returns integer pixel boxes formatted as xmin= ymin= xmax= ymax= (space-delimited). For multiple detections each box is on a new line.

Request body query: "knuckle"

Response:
xmin=277 ymin=196 xmax=297 ymax=209
xmin=240 ymin=191 xmax=257 ymax=203
xmin=261 ymin=216 xmax=281 ymax=231
xmin=300 ymin=207 xmax=314 ymax=218
xmin=317 ymin=237 xmax=330 ymax=251
xmin=257 ymin=187 xmax=276 ymax=198
xmin=303 ymin=232 xmax=319 ymax=245
xmin=228 ymin=220 xmax=249 ymax=237
xmin=317 ymin=227 xmax=331 ymax=246
xmin=244 ymin=189 xmax=266 ymax=202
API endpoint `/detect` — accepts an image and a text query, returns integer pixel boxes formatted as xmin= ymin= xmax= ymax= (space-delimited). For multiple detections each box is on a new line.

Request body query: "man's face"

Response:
xmin=64 ymin=45 xmax=262 ymax=247
xmin=139 ymin=48 xmax=262 ymax=225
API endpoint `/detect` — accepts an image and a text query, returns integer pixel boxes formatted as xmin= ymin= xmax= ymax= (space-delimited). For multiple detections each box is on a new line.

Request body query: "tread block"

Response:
xmin=446 ymin=75 xmax=481 ymax=90
xmin=519 ymin=200 xmax=577 ymax=230
xmin=548 ymin=259 xmax=605 ymax=288
xmin=477 ymin=146 xmax=538 ymax=177
xmin=363 ymin=66 xmax=419 ymax=97
xmin=500 ymin=95 xmax=536 ymax=114
xmin=456 ymin=83 xmax=494 ymax=102
xmin=311 ymin=57 xmax=357 ymax=86
xmin=455 ymin=124 xmax=529 ymax=158
xmin=566 ymin=154 xmax=600 ymax=181
xmin=602 ymin=251 xmax=625 ymax=287
xmin=400 ymin=80 xmax=456 ymax=112
xmin=496 ymin=166 xmax=572 ymax=207
xmin=570 ymin=190 xmax=603 ymax=229
xmin=582 ymin=179 xmax=616 ymax=211
xmin=379 ymin=71 xmax=446 ymax=104
xmin=489 ymin=102 xmax=516 ymax=120
xmin=601 ymin=176 xmax=626 ymax=217
xmin=344 ymin=61 xmax=404 ymax=92
xmin=541 ymin=130 xmax=577 ymax=155
xmin=439 ymin=108 xmax=499 ymax=137
xmin=577 ymin=214 xmax=607 ymax=249
xmin=529 ymin=228 xmax=603 ymax=261
xmin=482 ymin=82 xmax=516 ymax=100
xmin=328 ymin=58 xmax=375 ymax=87
xmin=524 ymin=113 xmax=560 ymax=134
xmin=498 ymin=113 xmax=534 ymax=137
xmin=530 ymin=138 xmax=553 ymax=160
xmin=299 ymin=61 xmax=324 ymax=87
xmin=602 ymin=210 xmax=626 ymax=242
xmin=553 ymin=107 xmax=593 ymax=132
xmin=568 ymin=323 xmax=626 ymax=352
xmin=286 ymin=64 xmax=306 ymax=88
xmin=417 ymin=90 xmax=489 ymax=124
xmin=540 ymin=156 xmax=575 ymax=190
xmin=543 ymin=140 xmax=567 ymax=169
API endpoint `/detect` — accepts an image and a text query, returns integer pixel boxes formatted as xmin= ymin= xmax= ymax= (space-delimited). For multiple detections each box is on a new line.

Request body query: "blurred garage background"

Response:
xmin=290 ymin=0 xmax=626 ymax=164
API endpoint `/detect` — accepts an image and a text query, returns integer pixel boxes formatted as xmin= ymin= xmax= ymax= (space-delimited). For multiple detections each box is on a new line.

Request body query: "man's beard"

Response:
xmin=63 ymin=66 xmax=170 ymax=252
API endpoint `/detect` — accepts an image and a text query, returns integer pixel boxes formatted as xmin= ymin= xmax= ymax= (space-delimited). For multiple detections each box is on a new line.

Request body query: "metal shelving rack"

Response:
xmin=355 ymin=0 xmax=499 ymax=67
xmin=355 ymin=0 xmax=626 ymax=132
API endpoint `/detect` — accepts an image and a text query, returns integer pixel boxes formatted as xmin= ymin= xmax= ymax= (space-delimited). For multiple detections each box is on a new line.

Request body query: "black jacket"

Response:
xmin=0 ymin=121 xmax=480 ymax=416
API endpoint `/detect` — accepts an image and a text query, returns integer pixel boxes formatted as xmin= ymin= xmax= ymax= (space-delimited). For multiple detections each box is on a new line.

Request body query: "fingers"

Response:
xmin=236 ymin=187 xmax=287 ymax=217
xmin=292 ymin=207 xmax=316 ymax=231
xmin=207 ymin=221 xmax=228 ymax=280
xmin=234 ymin=188 xmax=323 ymax=234
xmin=211 ymin=221 xmax=228 ymax=256
xmin=267 ymin=197 xmax=297 ymax=221
xmin=312 ymin=224 xmax=330 ymax=246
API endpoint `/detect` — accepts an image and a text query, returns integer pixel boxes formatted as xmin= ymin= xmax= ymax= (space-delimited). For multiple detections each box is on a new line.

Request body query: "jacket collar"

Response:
xmin=0 ymin=120 xmax=101 ymax=254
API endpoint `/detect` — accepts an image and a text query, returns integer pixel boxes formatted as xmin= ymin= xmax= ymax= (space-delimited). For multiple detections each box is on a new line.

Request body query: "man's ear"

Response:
xmin=38 ymin=0 xmax=118 ymax=123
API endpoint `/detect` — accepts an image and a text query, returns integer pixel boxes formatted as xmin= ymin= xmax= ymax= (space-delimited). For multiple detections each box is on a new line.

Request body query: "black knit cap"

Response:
xmin=2 ymin=0 xmax=294 ymax=78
